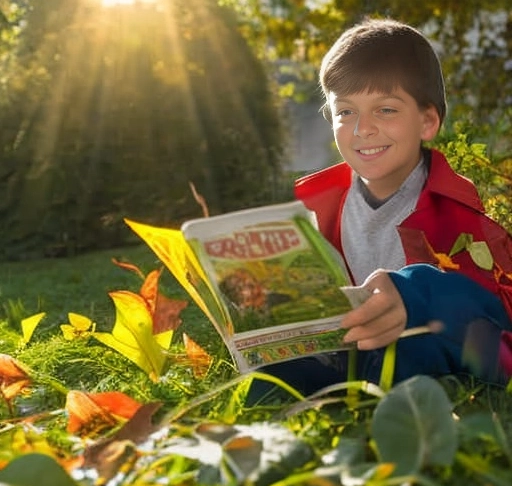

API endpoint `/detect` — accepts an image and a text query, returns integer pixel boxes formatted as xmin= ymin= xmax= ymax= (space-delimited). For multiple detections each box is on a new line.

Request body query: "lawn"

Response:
xmin=0 ymin=246 xmax=512 ymax=486
xmin=0 ymin=244 xmax=221 ymax=351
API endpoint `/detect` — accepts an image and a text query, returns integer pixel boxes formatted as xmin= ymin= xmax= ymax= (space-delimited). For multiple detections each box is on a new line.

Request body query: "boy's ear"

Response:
xmin=421 ymin=105 xmax=441 ymax=141
xmin=321 ymin=103 xmax=332 ymax=123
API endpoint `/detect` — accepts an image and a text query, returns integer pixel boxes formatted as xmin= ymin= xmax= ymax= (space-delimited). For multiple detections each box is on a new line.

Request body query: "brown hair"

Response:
xmin=320 ymin=18 xmax=446 ymax=123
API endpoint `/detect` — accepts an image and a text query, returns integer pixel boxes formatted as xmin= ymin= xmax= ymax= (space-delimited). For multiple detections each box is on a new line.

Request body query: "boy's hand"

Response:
xmin=341 ymin=269 xmax=407 ymax=350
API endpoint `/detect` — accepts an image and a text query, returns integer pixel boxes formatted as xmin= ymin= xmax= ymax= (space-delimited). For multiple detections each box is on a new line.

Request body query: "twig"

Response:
xmin=188 ymin=181 xmax=209 ymax=218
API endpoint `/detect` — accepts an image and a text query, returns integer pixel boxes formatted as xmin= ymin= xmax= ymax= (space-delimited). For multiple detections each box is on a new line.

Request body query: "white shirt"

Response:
xmin=341 ymin=158 xmax=427 ymax=285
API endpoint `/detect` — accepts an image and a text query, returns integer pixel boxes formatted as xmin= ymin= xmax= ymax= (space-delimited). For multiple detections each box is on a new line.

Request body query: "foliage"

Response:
xmin=1 ymin=246 xmax=512 ymax=485
xmin=229 ymin=0 xmax=512 ymax=200
xmin=432 ymin=130 xmax=512 ymax=233
xmin=2 ymin=1 xmax=512 ymax=261
xmin=0 ymin=0 xmax=286 ymax=261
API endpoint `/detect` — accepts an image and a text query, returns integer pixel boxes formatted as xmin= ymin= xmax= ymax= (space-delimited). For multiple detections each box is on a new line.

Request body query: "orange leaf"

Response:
xmin=153 ymin=294 xmax=188 ymax=334
xmin=183 ymin=333 xmax=212 ymax=377
xmin=140 ymin=268 xmax=162 ymax=314
xmin=0 ymin=354 xmax=31 ymax=402
xmin=91 ymin=391 xmax=143 ymax=420
xmin=421 ymin=237 xmax=460 ymax=271
xmin=65 ymin=390 xmax=142 ymax=436
xmin=111 ymin=258 xmax=145 ymax=280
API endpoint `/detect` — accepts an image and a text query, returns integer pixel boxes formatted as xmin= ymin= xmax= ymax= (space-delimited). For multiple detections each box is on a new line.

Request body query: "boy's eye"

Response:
xmin=335 ymin=109 xmax=354 ymax=117
xmin=379 ymin=107 xmax=397 ymax=114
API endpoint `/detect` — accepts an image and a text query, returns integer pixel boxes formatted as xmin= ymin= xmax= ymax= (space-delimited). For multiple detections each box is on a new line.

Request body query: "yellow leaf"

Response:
xmin=124 ymin=220 xmax=223 ymax=327
xmin=154 ymin=330 xmax=173 ymax=350
xmin=21 ymin=312 xmax=46 ymax=344
xmin=60 ymin=324 xmax=78 ymax=341
xmin=373 ymin=463 xmax=396 ymax=479
xmin=60 ymin=313 xmax=95 ymax=340
xmin=92 ymin=291 xmax=167 ymax=381
xmin=68 ymin=313 xmax=94 ymax=332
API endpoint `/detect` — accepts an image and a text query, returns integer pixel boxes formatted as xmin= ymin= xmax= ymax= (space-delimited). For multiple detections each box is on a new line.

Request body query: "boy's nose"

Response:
xmin=354 ymin=114 xmax=377 ymax=138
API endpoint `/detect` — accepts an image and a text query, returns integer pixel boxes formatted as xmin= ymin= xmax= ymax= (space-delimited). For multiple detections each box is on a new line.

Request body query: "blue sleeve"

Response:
xmin=389 ymin=263 xmax=511 ymax=335
xmin=379 ymin=263 xmax=512 ymax=384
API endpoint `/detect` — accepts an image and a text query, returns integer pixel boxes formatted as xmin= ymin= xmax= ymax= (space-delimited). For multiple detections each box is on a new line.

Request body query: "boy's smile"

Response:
xmin=328 ymin=87 xmax=440 ymax=200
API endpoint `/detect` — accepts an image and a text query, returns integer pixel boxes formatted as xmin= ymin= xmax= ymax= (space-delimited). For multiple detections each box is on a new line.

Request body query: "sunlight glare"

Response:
xmin=101 ymin=0 xmax=157 ymax=7
xmin=102 ymin=0 xmax=135 ymax=6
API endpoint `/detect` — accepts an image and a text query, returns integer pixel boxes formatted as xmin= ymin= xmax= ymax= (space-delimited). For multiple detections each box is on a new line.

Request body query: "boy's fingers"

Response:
xmin=342 ymin=308 xmax=403 ymax=343
xmin=356 ymin=326 xmax=403 ymax=350
xmin=341 ymin=295 xmax=385 ymax=329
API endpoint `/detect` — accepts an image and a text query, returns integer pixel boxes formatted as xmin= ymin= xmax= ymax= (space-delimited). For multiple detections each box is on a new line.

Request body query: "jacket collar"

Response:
xmin=419 ymin=148 xmax=485 ymax=212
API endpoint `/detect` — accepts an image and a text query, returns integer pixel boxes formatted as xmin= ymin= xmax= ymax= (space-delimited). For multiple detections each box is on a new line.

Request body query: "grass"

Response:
xmin=0 ymin=244 xmax=222 ymax=352
xmin=1 ymin=246 xmax=512 ymax=485
xmin=0 ymin=244 xmax=233 ymax=414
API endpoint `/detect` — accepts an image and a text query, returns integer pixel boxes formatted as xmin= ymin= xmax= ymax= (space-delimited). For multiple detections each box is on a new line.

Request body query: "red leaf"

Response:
xmin=65 ymin=390 xmax=142 ymax=436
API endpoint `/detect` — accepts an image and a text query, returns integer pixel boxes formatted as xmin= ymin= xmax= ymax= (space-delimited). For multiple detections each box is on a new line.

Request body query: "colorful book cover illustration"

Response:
xmin=127 ymin=200 xmax=369 ymax=372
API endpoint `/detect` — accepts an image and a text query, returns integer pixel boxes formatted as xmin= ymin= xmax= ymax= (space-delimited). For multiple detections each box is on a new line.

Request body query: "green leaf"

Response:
xmin=468 ymin=241 xmax=494 ymax=270
xmin=449 ymin=232 xmax=473 ymax=257
xmin=371 ymin=375 xmax=458 ymax=476
xmin=379 ymin=341 xmax=396 ymax=392
xmin=165 ymin=422 xmax=314 ymax=485
xmin=322 ymin=437 xmax=366 ymax=467
xmin=0 ymin=453 xmax=78 ymax=486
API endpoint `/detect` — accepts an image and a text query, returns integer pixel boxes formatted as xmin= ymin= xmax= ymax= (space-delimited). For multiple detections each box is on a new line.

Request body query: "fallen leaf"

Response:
xmin=0 ymin=354 xmax=31 ymax=413
xmin=140 ymin=268 xmax=162 ymax=314
xmin=153 ymin=293 xmax=188 ymax=334
xmin=124 ymin=220 xmax=215 ymax=323
xmin=112 ymin=260 xmax=187 ymax=340
xmin=83 ymin=402 xmax=162 ymax=484
xmin=183 ymin=333 xmax=212 ymax=377
xmin=65 ymin=390 xmax=142 ymax=436
xmin=60 ymin=313 xmax=95 ymax=341
xmin=21 ymin=312 xmax=46 ymax=345
xmin=140 ymin=268 xmax=188 ymax=334
xmin=92 ymin=291 xmax=168 ymax=381
xmin=111 ymin=258 xmax=145 ymax=279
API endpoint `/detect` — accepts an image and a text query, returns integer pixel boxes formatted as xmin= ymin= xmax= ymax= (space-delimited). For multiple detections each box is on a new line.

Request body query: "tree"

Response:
xmin=0 ymin=0 xmax=285 ymax=260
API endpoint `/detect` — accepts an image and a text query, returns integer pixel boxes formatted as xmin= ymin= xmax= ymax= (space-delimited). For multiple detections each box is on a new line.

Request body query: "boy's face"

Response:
xmin=328 ymin=87 xmax=440 ymax=199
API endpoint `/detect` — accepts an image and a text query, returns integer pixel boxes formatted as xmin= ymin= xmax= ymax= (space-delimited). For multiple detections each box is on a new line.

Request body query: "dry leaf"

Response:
xmin=83 ymin=402 xmax=162 ymax=483
xmin=0 ymin=354 xmax=31 ymax=413
xmin=183 ymin=333 xmax=212 ymax=377
xmin=153 ymin=293 xmax=188 ymax=334
xmin=111 ymin=258 xmax=145 ymax=279
xmin=65 ymin=390 xmax=142 ymax=436
xmin=140 ymin=268 xmax=162 ymax=314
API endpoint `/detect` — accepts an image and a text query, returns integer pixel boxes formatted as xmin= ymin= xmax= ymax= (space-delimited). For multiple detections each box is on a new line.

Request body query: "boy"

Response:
xmin=248 ymin=18 xmax=512 ymax=401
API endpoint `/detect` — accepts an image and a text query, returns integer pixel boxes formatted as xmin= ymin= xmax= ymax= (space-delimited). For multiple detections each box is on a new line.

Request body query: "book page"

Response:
xmin=181 ymin=200 xmax=367 ymax=371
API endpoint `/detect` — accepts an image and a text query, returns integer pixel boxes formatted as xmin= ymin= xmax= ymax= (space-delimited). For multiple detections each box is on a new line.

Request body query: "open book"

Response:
xmin=126 ymin=200 xmax=370 ymax=373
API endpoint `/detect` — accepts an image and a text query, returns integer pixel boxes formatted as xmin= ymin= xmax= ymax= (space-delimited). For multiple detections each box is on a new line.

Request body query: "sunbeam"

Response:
xmin=101 ymin=0 xmax=157 ymax=7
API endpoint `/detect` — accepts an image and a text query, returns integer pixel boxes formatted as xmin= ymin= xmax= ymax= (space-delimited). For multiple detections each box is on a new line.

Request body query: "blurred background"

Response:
xmin=0 ymin=0 xmax=511 ymax=261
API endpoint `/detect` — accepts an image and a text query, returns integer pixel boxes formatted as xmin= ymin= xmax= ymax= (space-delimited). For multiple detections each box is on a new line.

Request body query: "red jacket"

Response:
xmin=294 ymin=149 xmax=512 ymax=321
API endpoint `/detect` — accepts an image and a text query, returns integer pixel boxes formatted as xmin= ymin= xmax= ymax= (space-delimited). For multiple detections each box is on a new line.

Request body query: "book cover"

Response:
xmin=127 ymin=200 xmax=369 ymax=372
